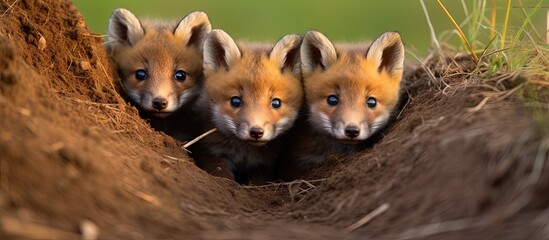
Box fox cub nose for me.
[152,98,168,110]
[249,127,264,139]
[344,125,360,138]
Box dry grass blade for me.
[467,96,490,112]
[435,0,479,62]
[1,0,18,17]
[163,155,187,162]
[501,0,511,49]
[490,0,496,39]
[121,183,161,207]
[398,217,480,240]
[420,0,443,59]
[288,180,317,203]
[343,203,390,233]
[528,79,549,86]
[243,179,326,203]
[408,51,437,83]
[242,179,326,189]
[180,203,230,216]
[497,83,525,100]
[183,128,217,149]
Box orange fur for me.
[113,27,204,112]
[282,31,405,180]
[305,53,401,127]
[105,9,211,141]
[205,45,303,141]
[194,30,303,184]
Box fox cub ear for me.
[300,31,337,76]
[174,11,212,53]
[366,32,404,76]
[270,34,303,76]
[203,29,241,72]
[108,8,144,46]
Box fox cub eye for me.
[174,70,187,82]
[327,95,338,106]
[230,96,242,108]
[135,69,147,81]
[271,98,282,109]
[366,97,377,108]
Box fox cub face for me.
[203,30,303,146]
[106,9,211,117]
[301,31,404,142]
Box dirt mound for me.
[0,0,548,239]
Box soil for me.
[0,0,548,239]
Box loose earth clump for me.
[0,0,547,239]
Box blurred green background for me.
[71,0,546,57]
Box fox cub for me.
[283,31,405,179]
[194,30,303,184]
[106,9,211,141]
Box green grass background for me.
[71,0,546,57]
